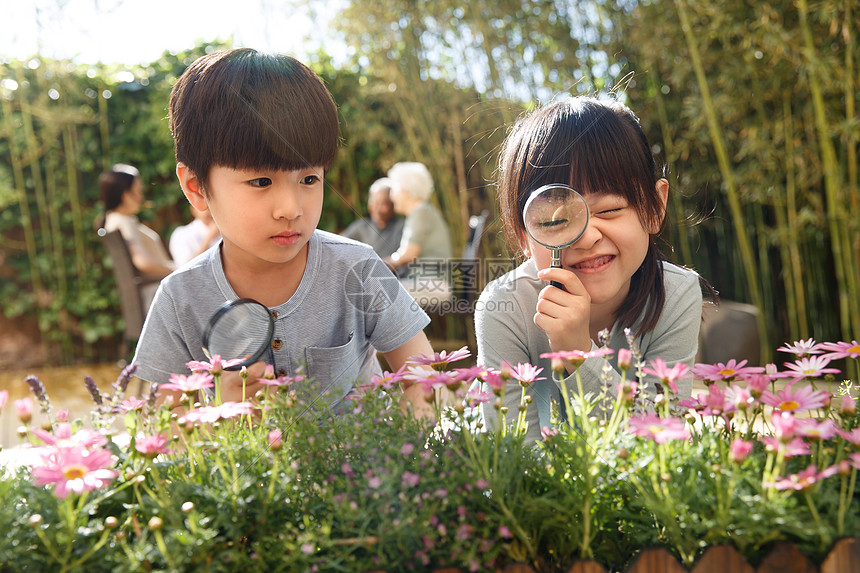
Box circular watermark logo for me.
[343,257,402,315]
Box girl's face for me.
[522,180,667,311]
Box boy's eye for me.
[301,174,321,185]
[249,177,272,188]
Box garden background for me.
[0,0,857,373]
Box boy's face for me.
[179,164,324,270]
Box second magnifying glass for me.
[523,184,590,289]
[202,298,275,371]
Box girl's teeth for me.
[574,255,611,269]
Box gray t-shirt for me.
[400,203,452,278]
[341,216,404,259]
[476,259,702,442]
[133,230,429,410]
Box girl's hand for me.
[534,267,592,355]
[219,361,268,403]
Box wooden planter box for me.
[369,538,860,573]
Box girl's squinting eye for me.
[249,177,272,188]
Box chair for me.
[98,229,160,358]
[450,209,490,312]
[419,210,490,351]
[698,300,761,366]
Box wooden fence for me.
[368,538,860,573]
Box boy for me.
[133,49,434,416]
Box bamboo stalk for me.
[63,126,87,281]
[796,0,856,342]
[673,0,770,362]
[782,92,809,337]
[647,68,694,267]
[0,84,46,337]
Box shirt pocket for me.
[303,331,362,411]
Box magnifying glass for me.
[202,298,275,371]
[523,184,590,289]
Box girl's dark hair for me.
[498,96,667,336]
[168,48,339,190]
[97,163,140,229]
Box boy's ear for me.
[176,163,208,212]
[650,178,670,234]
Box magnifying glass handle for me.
[549,249,565,290]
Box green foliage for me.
[0,346,858,571]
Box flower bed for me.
[0,338,858,572]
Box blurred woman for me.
[97,163,176,309]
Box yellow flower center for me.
[718,368,737,377]
[779,400,799,411]
[849,344,860,353]
[648,425,664,435]
[62,464,88,480]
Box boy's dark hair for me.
[169,48,339,189]
[498,96,667,336]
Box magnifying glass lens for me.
[202,299,274,370]
[523,184,589,249]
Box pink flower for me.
[259,373,305,388]
[32,446,118,499]
[767,465,836,491]
[642,358,690,393]
[400,443,415,455]
[617,348,633,370]
[408,346,471,371]
[627,413,690,444]
[119,396,147,413]
[838,428,860,445]
[726,384,755,411]
[401,471,420,488]
[680,386,735,418]
[729,438,753,463]
[368,476,382,489]
[783,356,841,379]
[540,348,613,363]
[15,397,34,423]
[161,372,215,394]
[268,429,283,451]
[692,359,764,383]
[617,379,637,404]
[464,387,493,408]
[183,401,254,424]
[777,338,823,357]
[759,436,811,457]
[771,411,797,442]
[135,434,169,458]
[794,418,839,441]
[507,363,545,387]
[760,384,829,412]
[186,355,243,374]
[0,389,8,410]
[839,395,857,415]
[55,410,69,422]
[498,525,513,539]
[480,369,506,396]
[452,365,490,386]
[541,427,559,439]
[741,374,771,399]
[818,340,860,360]
[31,422,107,450]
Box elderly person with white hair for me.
[341,177,404,259]
[383,162,453,308]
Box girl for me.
[476,96,705,442]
